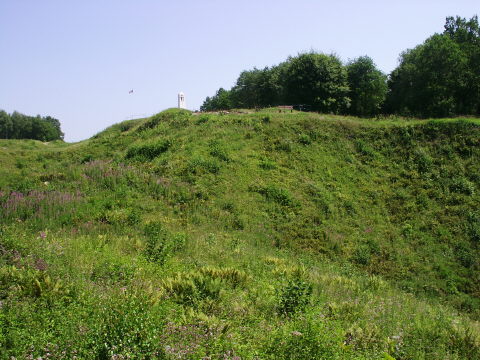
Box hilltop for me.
[1,109,479,359]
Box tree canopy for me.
[347,56,387,117]
[387,15,479,117]
[0,110,64,141]
[281,53,350,113]
[201,15,479,119]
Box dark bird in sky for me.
[129,89,133,94]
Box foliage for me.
[230,67,281,108]
[347,56,387,117]
[0,110,63,141]
[143,221,185,265]
[125,139,172,161]
[276,273,312,316]
[388,16,480,117]
[281,52,350,113]
[387,34,468,117]
[1,109,480,358]
[200,88,233,111]
[87,291,166,359]
[201,15,479,120]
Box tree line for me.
[0,110,64,141]
[201,15,480,118]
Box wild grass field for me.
[1,108,479,359]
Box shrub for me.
[137,110,191,131]
[229,214,245,230]
[466,211,480,243]
[162,273,221,306]
[143,222,186,265]
[250,184,296,207]
[103,207,140,226]
[263,316,341,359]
[259,158,277,170]
[186,158,220,175]
[196,115,210,125]
[143,222,170,265]
[274,139,293,152]
[87,291,166,359]
[125,139,172,161]
[412,148,433,173]
[0,266,74,305]
[354,139,377,159]
[90,261,135,284]
[199,266,249,288]
[450,177,475,195]
[161,266,248,306]
[119,122,134,132]
[276,275,312,316]
[352,245,371,265]
[209,142,231,162]
[298,134,312,145]
[344,323,386,351]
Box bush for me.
[87,291,166,359]
[274,139,293,152]
[259,158,277,170]
[298,134,312,145]
[354,140,377,159]
[263,316,341,359]
[119,122,134,132]
[143,222,186,265]
[450,177,475,195]
[412,148,433,173]
[195,115,210,125]
[0,266,74,305]
[352,245,371,265]
[209,142,231,162]
[162,274,218,307]
[161,266,248,307]
[138,109,191,131]
[250,184,296,207]
[276,275,312,316]
[186,158,220,175]
[143,222,170,264]
[125,139,172,161]
[103,207,140,226]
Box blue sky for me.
[0,0,478,142]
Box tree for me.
[444,15,480,45]
[43,116,64,140]
[0,110,12,139]
[444,15,480,115]
[281,53,350,113]
[387,15,480,117]
[200,88,233,111]
[231,67,281,108]
[0,110,64,141]
[387,34,469,117]
[346,56,387,117]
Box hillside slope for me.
[1,109,479,359]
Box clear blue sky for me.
[0,1,478,142]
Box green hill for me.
[1,109,479,359]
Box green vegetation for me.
[202,15,480,119]
[0,110,64,141]
[387,16,480,117]
[1,108,480,359]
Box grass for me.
[0,108,479,359]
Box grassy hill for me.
[1,108,479,359]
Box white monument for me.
[178,92,186,109]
